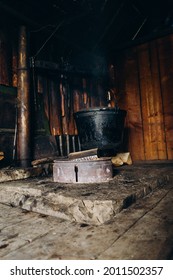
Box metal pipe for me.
[66,134,70,156]
[17,26,31,167]
[132,17,148,40]
[72,135,76,152]
[59,135,63,156]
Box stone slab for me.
[0,164,172,225]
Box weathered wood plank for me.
[90,79,99,107]
[157,35,173,159]
[115,34,173,161]
[0,204,35,228]
[1,185,172,260]
[68,83,75,135]
[124,48,145,160]
[0,30,10,86]
[98,187,173,259]
[0,203,70,258]
[49,79,62,135]
[116,50,145,160]
[137,43,159,159]
[149,40,167,159]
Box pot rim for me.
[74,107,126,115]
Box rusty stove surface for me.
[53,157,113,183]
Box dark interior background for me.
[1,0,173,68]
[0,0,173,165]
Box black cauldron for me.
[74,107,126,152]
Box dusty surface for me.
[0,162,172,260]
[0,185,173,260]
[0,166,43,182]
[0,163,172,225]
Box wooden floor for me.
[0,180,173,260]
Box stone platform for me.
[0,179,173,260]
[0,162,172,225]
[0,161,173,260]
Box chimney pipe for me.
[17,26,31,167]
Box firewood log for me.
[111,152,132,166]
[0,151,4,160]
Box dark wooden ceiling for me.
[1,0,173,65]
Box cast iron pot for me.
[74,107,126,152]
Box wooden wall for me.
[114,34,173,161]
[1,27,173,161]
[36,73,108,137]
[0,29,17,87]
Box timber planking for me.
[0,181,173,260]
[157,35,173,159]
[124,48,145,160]
[115,34,173,161]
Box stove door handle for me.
[74,165,79,182]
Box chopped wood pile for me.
[0,151,4,161]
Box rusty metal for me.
[53,158,113,183]
[17,26,31,167]
[56,135,80,156]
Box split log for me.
[69,146,119,160]
[68,148,98,160]
[111,152,132,166]
[31,156,58,166]
[0,151,4,160]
